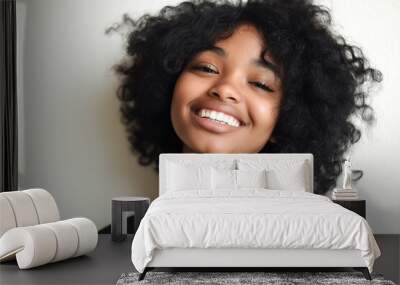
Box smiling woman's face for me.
[171,24,283,153]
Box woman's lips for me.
[190,109,242,134]
[191,103,245,126]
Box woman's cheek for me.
[251,96,275,121]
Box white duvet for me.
[131,189,380,273]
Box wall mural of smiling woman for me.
[110,0,382,195]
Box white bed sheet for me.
[131,189,380,273]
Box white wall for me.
[16,0,183,231]
[17,0,400,233]
[320,0,400,234]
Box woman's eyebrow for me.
[207,46,226,57]
[252,58,280,78]
[206,46,280,77]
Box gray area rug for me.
[116,271,397,285]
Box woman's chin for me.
[182,141,237,154]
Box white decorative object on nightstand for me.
[342,155,353,190]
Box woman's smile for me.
[190,108,242,134]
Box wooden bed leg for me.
[138,268,148,281]
[354,267,371,280]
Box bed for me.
[131,153,380,281]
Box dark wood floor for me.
[0,234,398,284]
[373,234,400,284]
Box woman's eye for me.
[251,81,274,92]
[192,64,218,74]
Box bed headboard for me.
[159,153,314,195]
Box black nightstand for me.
[333,199,366,219]
[111,197,150,241]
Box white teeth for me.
[197,108,240,127]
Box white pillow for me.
[266,168,306,191]
[212,169,268,190]
[212,168,237,190]
[236,169,268,189]
[237,159,308,191]
[166,162,212,191]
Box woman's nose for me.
[208,79,242,104]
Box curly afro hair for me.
[109,0,382,195]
